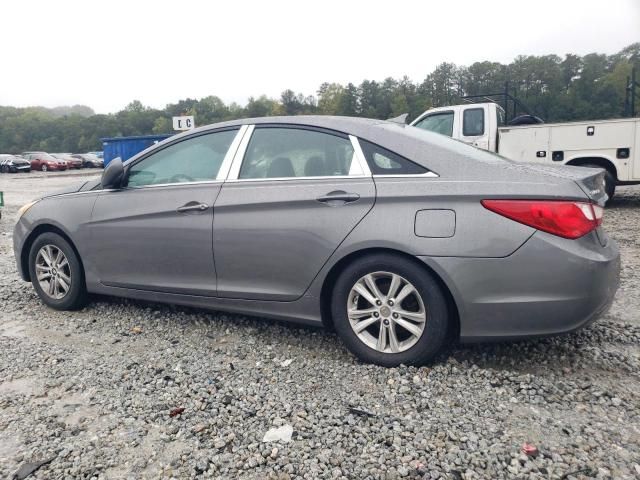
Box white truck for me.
[410,102,640,200]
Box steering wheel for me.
[169,173,195,183]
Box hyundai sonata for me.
[13,116,620,366]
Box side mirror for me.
[101,157,124,189]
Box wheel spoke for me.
[394,284,416,304]
[54,248,63,265]
[396,308,426,323]
[57,258,68,268]
[364,274,384,302]
[348,306,377,319]
[394,317,423,338]
[57,276,70,293]
[47,278,56,296]
[40,248,53,266]
[353,281,378,307]
[387,274,402,299]
[352,316,379,333]
[388,323,400,353]
[376,325,388,351]
[37,271,52,281]
[58,271,71,286]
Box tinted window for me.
[496,107,505,127]
[413,112,454,136]
[127,129,238,187]
[359,139,429,175]
[239,127,358,179]
[463,108,485,136]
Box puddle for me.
[0,320,27,338]
[0,378,42,397]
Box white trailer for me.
[410,102,640,199]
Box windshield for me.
[413,111,454,136]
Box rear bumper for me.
[421,230,620,341]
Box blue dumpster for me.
[101,134,173,166]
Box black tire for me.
[28,232,87,310]
[0,165,7,173]
[41,164,47,172]
[331,254,449,367]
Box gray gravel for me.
[1,172,639,480]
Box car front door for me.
[213,125,376,301]
[86,127,242,296]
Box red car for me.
[22,152,68,172]
[52,153,83,169]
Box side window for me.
[238,127,358,179]
[463,108,485,136]
[126,129,238,187]
[413,112,454,136]
[359,139,430,175]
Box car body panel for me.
[213,177,375,300]
[85,183,221,296]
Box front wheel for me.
[41,164,47,172]
[28,232,87,310]
[331,254,449,367]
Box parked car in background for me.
[51,153,83,169]
[13,116,620,366]
[22,152,67,172]
[72,153,103,168]
[88,151,104,159]
[0,154,31,173]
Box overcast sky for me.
[1,0,638,113]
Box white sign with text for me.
[172,116,195,131]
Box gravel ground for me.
[0,172,639,480]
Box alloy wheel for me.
[41,164,47,172]
[35,245,72,299]
[347,271,427,353]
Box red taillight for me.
[481,199,603,239]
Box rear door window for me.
[413,111,454,136]
[238,127,360,179]
[463,108,485,136]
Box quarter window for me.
[359,139,430,175]
[463,108,485,136]
[126,129,238,187]
[413,111,454,136]
[238,127,358,179]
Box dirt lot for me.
[0,171,639,479]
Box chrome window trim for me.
[224,175,371,184]
[373,172,439,179]
[225,125,255,180]
[216,125,249,181]
[122,180,223,191]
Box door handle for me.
[316,191,360,205]
[176,202,209,213]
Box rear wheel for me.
[41,164,47,172]
[28,232,87,310]
[0,165,7,173]
[331,254,449,367]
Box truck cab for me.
[411,103,505,152]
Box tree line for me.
[1,43,638,154]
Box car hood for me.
[42,181,88,198]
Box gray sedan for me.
[13,116,620,366]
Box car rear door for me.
[86,127,243,296]
[213,125,375,301]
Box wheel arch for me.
[566,156,618,180]
[21,224,85,282]
[319,247,461,340]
